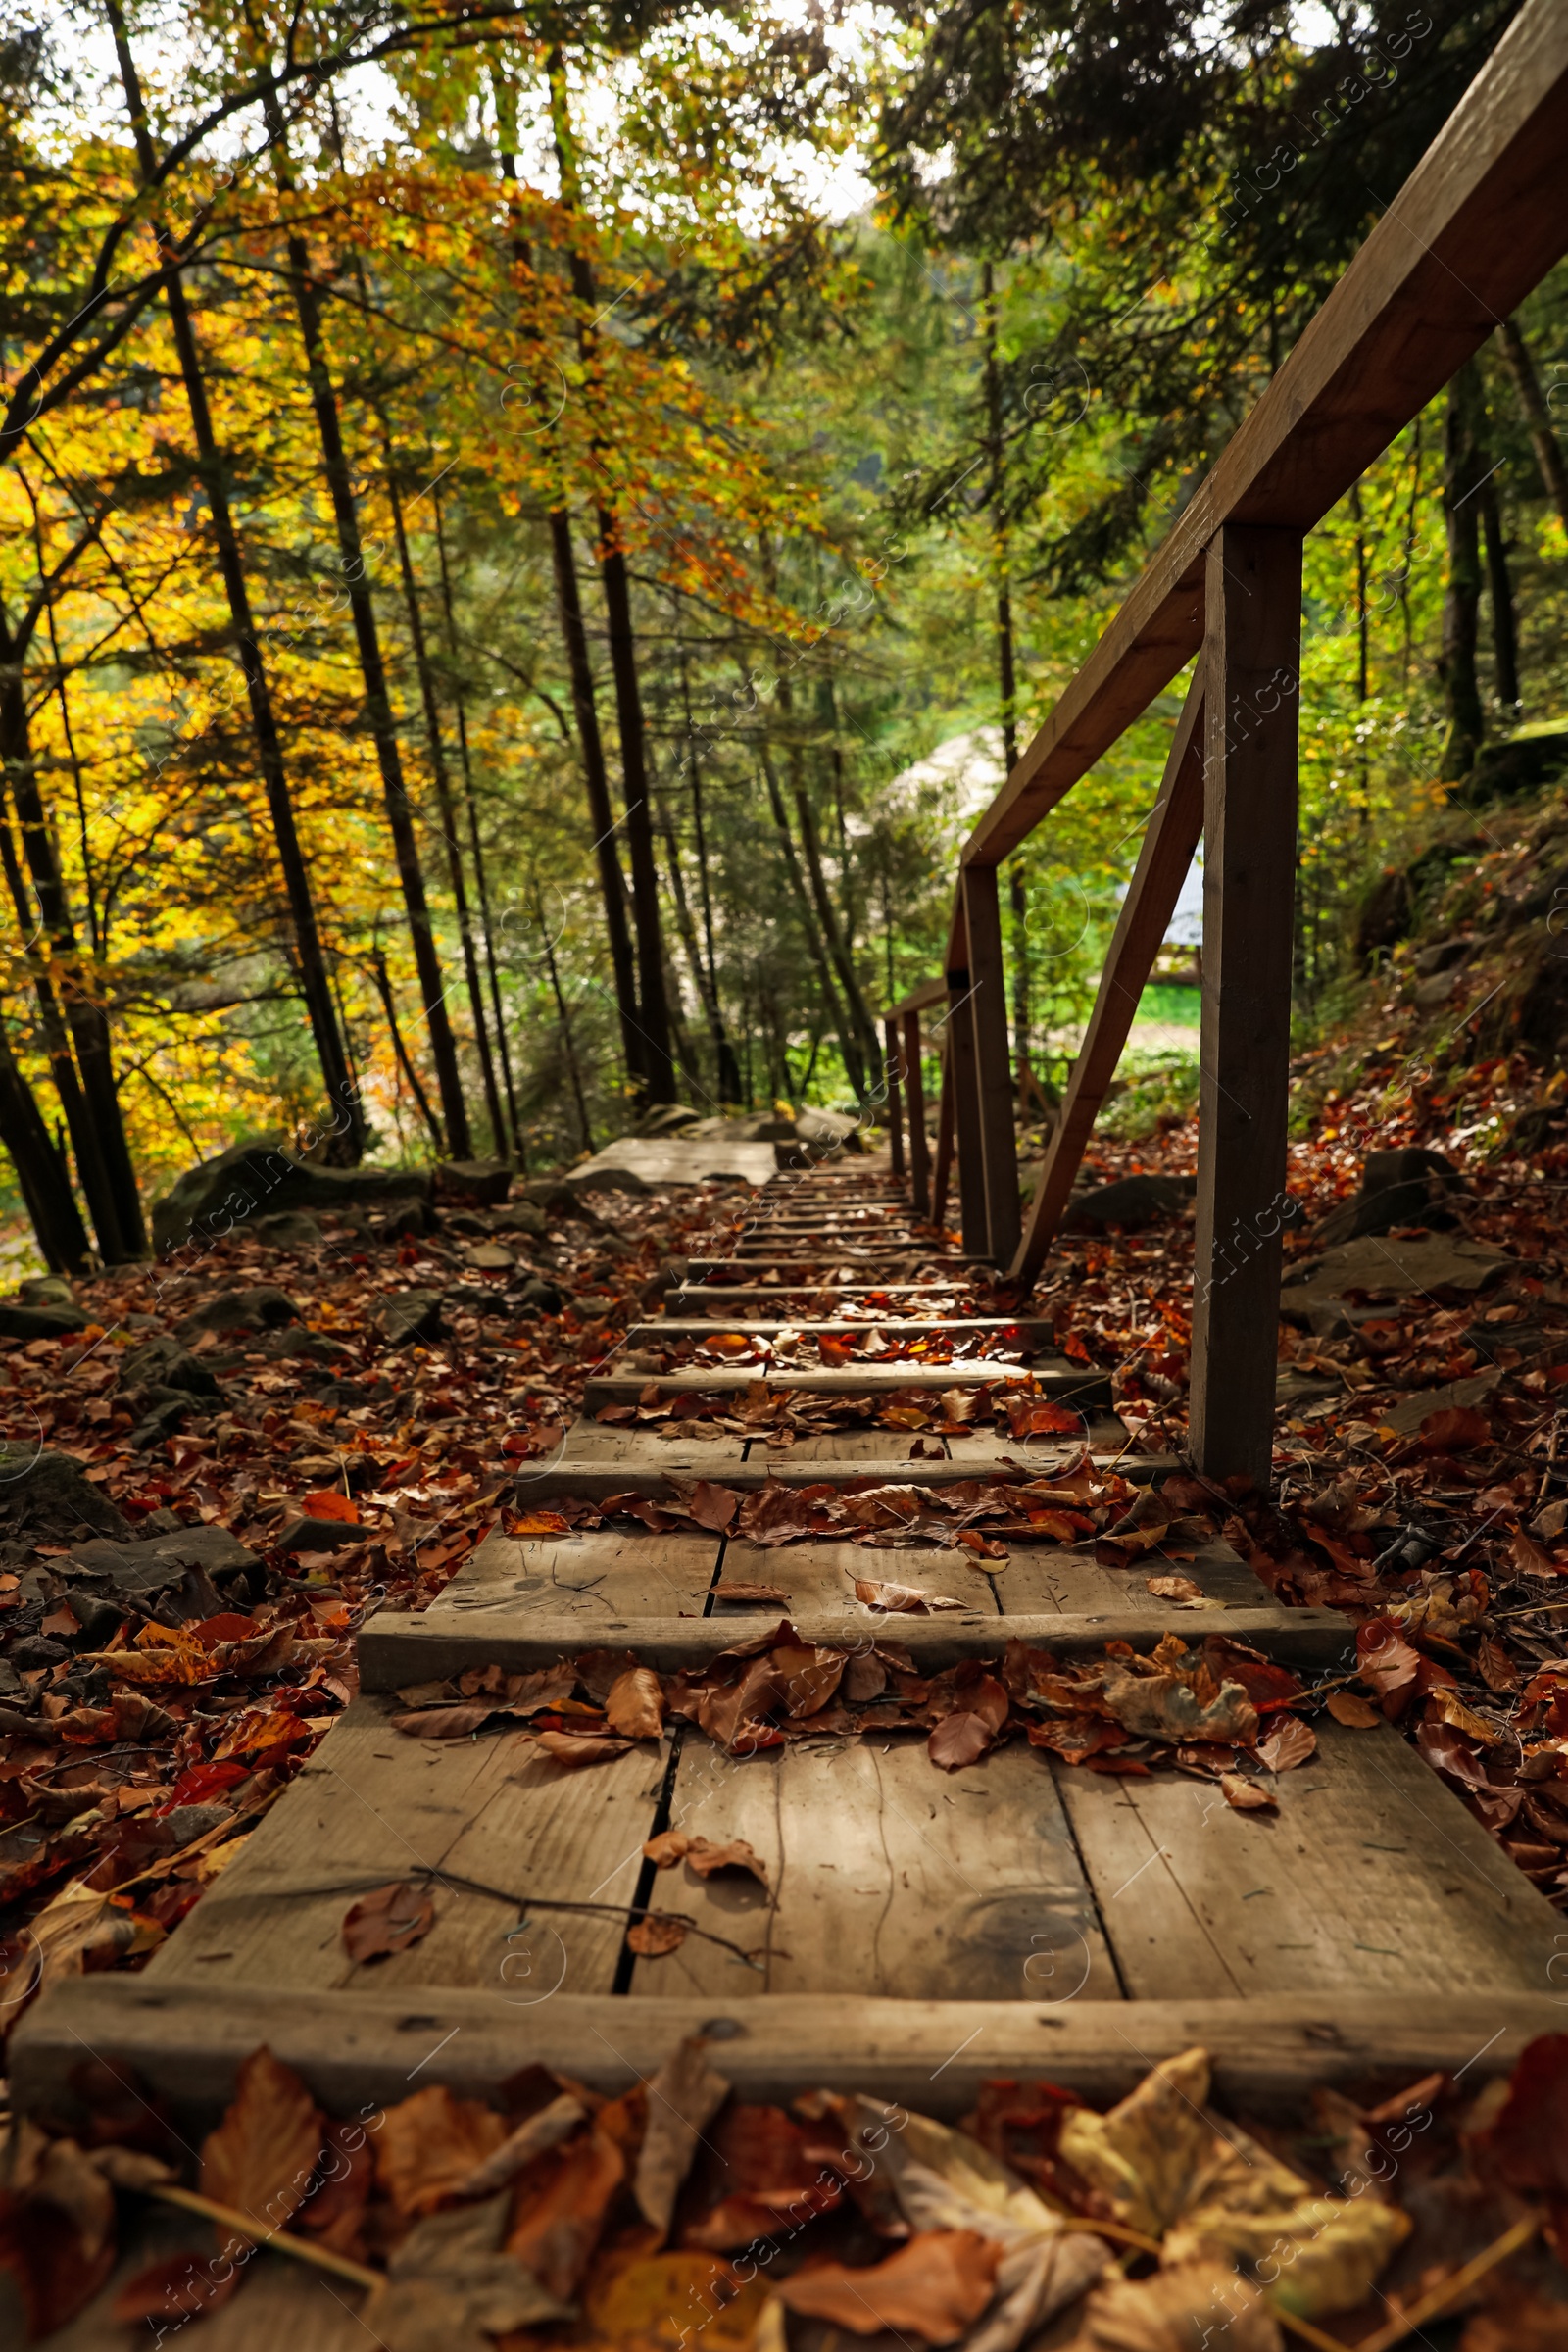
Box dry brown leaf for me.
[1219,1770,1277,1811]
[1144,1574,1214,1607]
[390,1704,499,1739]
[634,2039,732,2239]
[688,1480,741,1530]
[855,1576,967,1613]
[628,1913,689,1956]
[1326,1689,1381,1728]
[506,2122,627,2301]
[1256,1718,1317,1772]
[644,1828,693,1868]
[1073,2260,1282,2350]
[200,2047,322,2228]
[533,1730,633,1765]
[452,2094,587,2199]
[1102,1666,1256,1746]
[777,2229,1002,2342]
[374,2083,508,2218]
[604,1667,664,1739]
[684,1837,770,1888]
[342,1881,435,1963]
[113,2253,241,2327]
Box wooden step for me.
[515,1446,1169,1500]
[634,1316,1049,1342]
[18,1981,1559,2124]
[668,1283,994,1310]
[582,1362,1112,1416]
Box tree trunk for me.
[770,666,879,1080]
[1498,317,1568,537]
[369,951,443,1155]
[493,142,645,1102]
[677,631,742,1101]
[758,748,864,1098]
[432,491,522,1158]
[537,892,592,1154]
[1009,862,1031,1104]
[1440,365,1486,780]
[658,796,730,1094]
[0,1008,90,1273]
[107,2,362,1166]
[385,458,508,1157]
[1479,474,1521,714]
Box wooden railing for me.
[886,0,1568,1487]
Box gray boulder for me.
[151,1134,430,1255]
[0,1446,130,1544]
[253,1211,325,1249]
[515,1277,564,1316]
[434,1157,514,1205]
[64,1525,262,1619]
[1310,1148,1464,1246]
[1062,1174,1193,1232]
[121,1336,223,1397]
[0,1299,88,1340]
[176,1285,299,1342]
[376,1289,444,1346]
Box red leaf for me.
[341,1881,435,1962]
[301,1489,359,1523]
[113,2252,241,2325]
[1418,1405,1493,1453]
[778,2230,1003,2341]
[688,1480,740,1532]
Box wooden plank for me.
[630,1316,1054,1344]
[1188,527,1302,1486]
[931,1034,956,1227]
[717,1534,1004,1616]
[357,1605,1349,1690]
[958,0,1568,870]
[21,1981,1564,2127]
[632,1739,1120,2003]
[424,1529,721,1623]
[517,1439,1173,1496]
[667,1283,986,1311]
[962,864,1022,1262]
[884,1016,906,1179]
[904,1006,932,1217]
[1059,1714,1568,2002]
[998,1537,1269,1615]
[142,1696,658,1997]
[537,1423,751,1467]
[582,1361,1105,1410]
[1010,678,1206,1287]
[881,975,948,1019]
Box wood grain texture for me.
[884,1016,906,1179]
[425,1529,721,1622]
[961,864,1022,1263]
[143,1697,661,1999]
[1059,1715,1567,2002]
[959,0,1568,869]
[1009,680,1206,1287]
[630,1738,1120,2004]
[904,1006,933,1217]
[22,1982,1564,2127]
[1188,528,1303,1485]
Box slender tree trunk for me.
[658,797,728,1093]
[107,2,361,1167]
[1479,475,1521,714]
[0,693,129,1258]
[538,894,593,1155]
[766,645,879,1077]
[432,491,521,1157]
[0,1006,90,1272]
[676,629,741,1101]
[269,222,470,1157]
[758,748,864,1098]
[1498,317,1568,537]
[1440,366,1486,780]
[370,951,443,1155]
[385,460,507,1156]
[545,54,674,1102]
[492,141,644,1102]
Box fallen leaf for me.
[628,1913,689,1955]
[684,1837,770,1888]
[390,1704,499,1739]
[1483,2032,1568,2239]
[1420,1405,1493,1452]
[374,2084,508,2217]
[1356,1617,1423,1718]
[688,1480,740,1530]
[1145,1574,1213,1606]
[777,2229,1002,2342]
[365,2192,571,2345]
[200,2047,322,2228]
[1257,1719,1317,1772]
[301,1489,359,1523]
[533,1730,633,1765]
[506,2120,627,2300]
[587,2249,770,2349]
[510,1510,570,1534]
[1101,1666,1256,1747]
[1511,1526,1563,1578]
[1326,1689,1381,1728]
[604,1668,664,1739]
[1219,1771,1277,1811]
[1073,2260,1282,2350]
[856,1576,967,1613]
[112,2252,241,2327]
[341,1882,435,1963]
[452,2093,587,2199]
[635,2039,732,2238]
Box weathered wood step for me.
[630,1315,1054,1345]
[516,1443,1171,1501]
[669,1283,993,1310]
[18,1983,1561,2127]
[582,1359,1110,1412]
[358,1602,1350,1685]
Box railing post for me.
[931,1032,956,1229]
[882,1017,906,1180]
[903,1009,931,1217]
[946,951,990,1258]
[960,864,1020,1264]
[1189,525,1302,1489]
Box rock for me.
[631,1104,703,1136]
[175,1285,299,1342]
[443,1284,499,1312]
[18,1276,77,1308]
[465,1243,516,1272]
[1062,1173,1192,1233]
[564,1161,649,1196]
[376,1289,443,1346]
[1380,1370,1503,1436]
[1311,1148,1464,1246]
[1281,1233,1515,1322]
[10,1633,71,1671]
[0,1446,129,1544]
[496,1201,547,1239]
[796,1106,862,1152]
[120,1337,224,1397]
[371,1200,432,1240]
[0,1299,89,1340]
[65,1525,263,1619]
[442,1210,491,1237]
[151,1135,431,1256]
[640,1256,689,1307]
[517,1180,583,1217]
[126,1389,199,1449]
[253,1211,324,1249]
[515,1277,564,1316]
[435,1158,514,1205]
[311,1378,374,1407]
[275,1515,367,1553]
